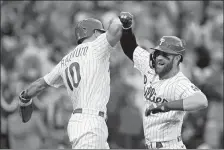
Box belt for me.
[72,108,106,118]
[146,136,182,149]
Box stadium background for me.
[1,1,223,149]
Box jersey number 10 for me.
[65,62,81,91]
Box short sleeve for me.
[133,46,154,74]
[43,63,63,88]
[176,79,202,99]
[92,33,114,59]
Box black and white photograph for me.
[1,1,223,149]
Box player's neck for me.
[82,36,96,44]
[159,67,180,80]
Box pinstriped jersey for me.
[133,46,202,142]
[44,33,114,113]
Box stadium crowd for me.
[1,1,223,149]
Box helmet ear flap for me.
[180,55,183,62]
[150,52,156,68]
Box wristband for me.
[19,91,32,104]
[122,25,132,30]
[19,98,32,107]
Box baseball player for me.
[18,17,123,149]
[119,12,208,149]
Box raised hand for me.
[119,12,133,29]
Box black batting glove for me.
[119,12,133,29]
[145,103,170,116]
[19,91,31,103]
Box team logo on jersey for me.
[144,86,168,103]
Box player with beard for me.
[119,12,208,149]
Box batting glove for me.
[19,91,32,106]
[119,12,133,29]
[145,103,170,116]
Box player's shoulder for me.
[133,46,150,62]
[174,71,188,79]
[91,33,107,45]
[91,32,114,55]
[174,71,193,85]
[174,72,202,93]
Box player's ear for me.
[93,30,100,38]
[175,55,181,64]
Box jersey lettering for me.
[61,46,88,68]
[144,86,168,104]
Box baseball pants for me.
[67,108,109,149]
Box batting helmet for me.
[150,36,186,56]
[74,18,105,44]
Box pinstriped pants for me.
[67,113,109,149]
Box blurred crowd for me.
[1,1,223,149]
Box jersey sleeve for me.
[43,63,63,88]
[133,46,154,74]
[175,79,202,99]
[92,33,114,59]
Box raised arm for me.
[106,17,123,47]
[119,12,138,61]
[19,77,49,123]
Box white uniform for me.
[44,33,114,149]
[133,46,202,149]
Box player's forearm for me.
[120,28,138,61]
[165,92,208,111]
[23,77,49,99]
[19,77,49,123]
[106,18,123,47]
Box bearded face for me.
[153,50,176,77]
